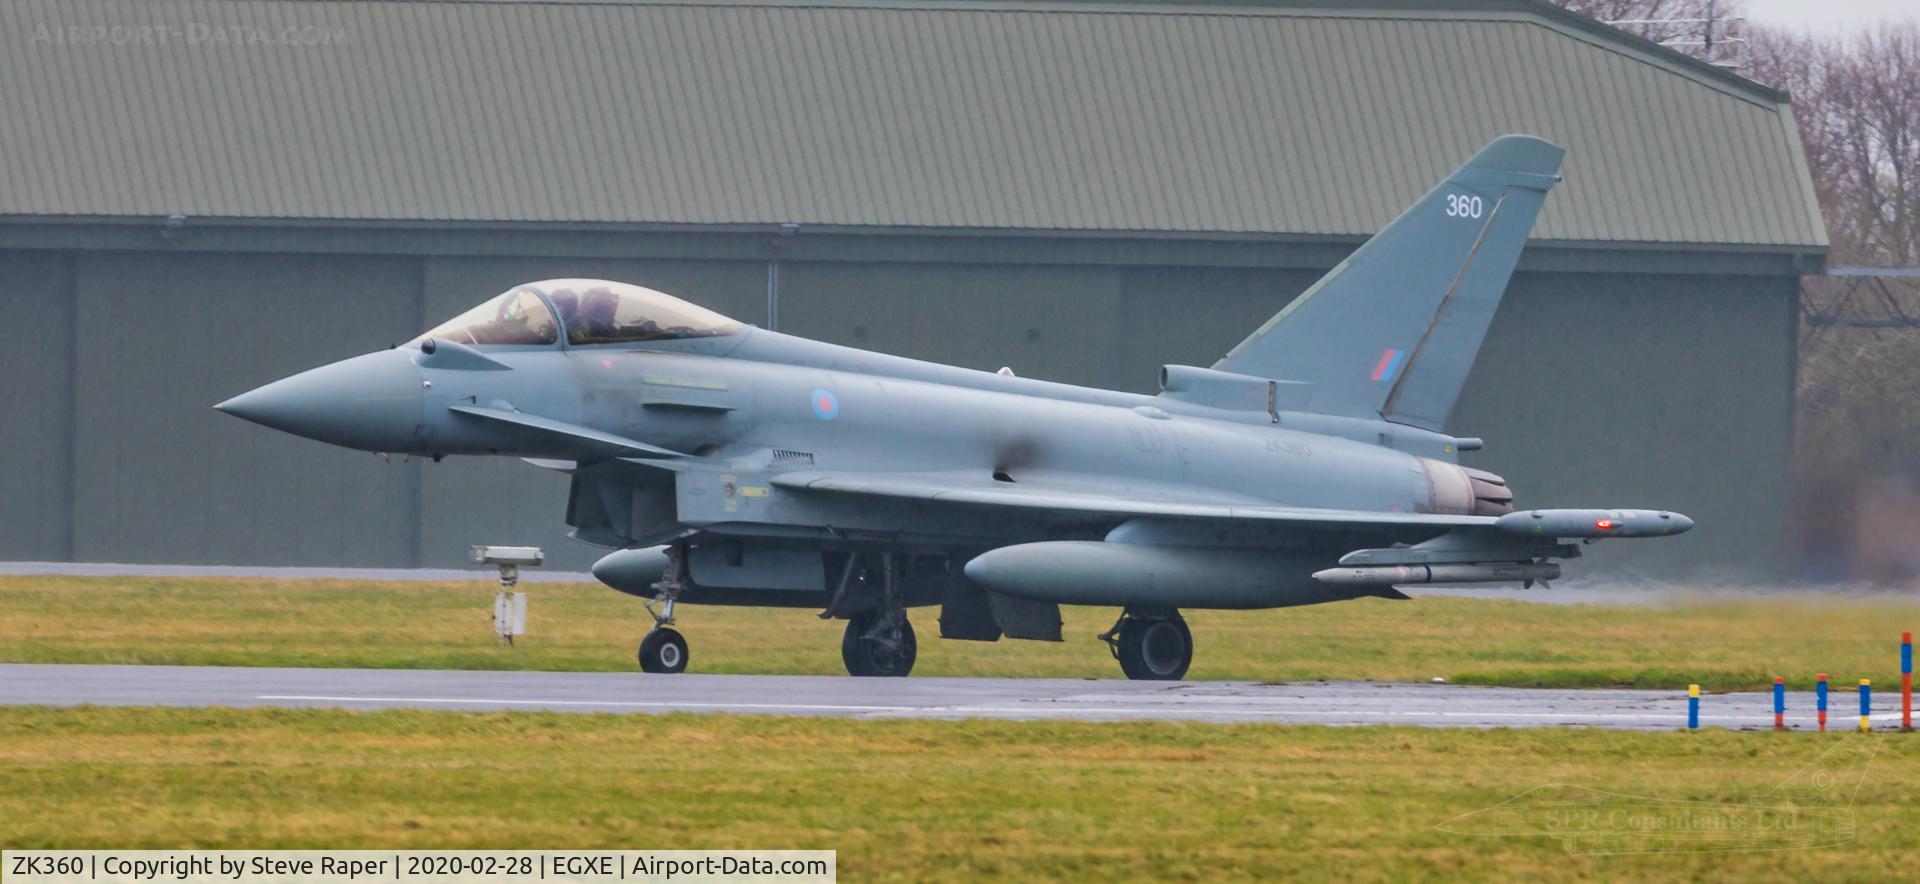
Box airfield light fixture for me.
[471,545,543,644]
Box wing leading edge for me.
[768,470,1495,531]
[770,469,1692,547]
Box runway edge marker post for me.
[1860,679,1872,733]
[1818,674,1829,733]
[1902,631,1912,732]
[1774,677,1785,731]
[1688,684,1700,730]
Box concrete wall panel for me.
[1454,272,1796,577]
[69,251,423,565]
[0,251,75,559]
[782,262,1126,389]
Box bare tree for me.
[1566,8,1920,579]
[1745,23,1920,580]
[1554,0,1749,65]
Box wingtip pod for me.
[1494,509,1694,539]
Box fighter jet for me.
[218,135,1690,680]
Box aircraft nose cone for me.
[216,349,425,451]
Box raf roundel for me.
[810,388,840,421]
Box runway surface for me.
[0,663,1886,730]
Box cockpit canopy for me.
[415,279,743,348]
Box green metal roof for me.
[0,0,1826,248]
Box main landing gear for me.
[1099,609,1193,681]
[842,609,917,677]
[824,551,917,677]
[638,545,690,674]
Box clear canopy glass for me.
[528,279,743,345]
[416,289,558,346]
[415,280,742,349]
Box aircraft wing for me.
[767,469,1495,531]
[769,470,1689,550]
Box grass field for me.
[0,576,1915,690]
[1,707,1915,880]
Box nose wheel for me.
[1100,611,1192,681]
[638,627,689,674]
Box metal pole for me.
[1902,631,1912,731]
[1704,0,1716,58]
[766,259,781,332]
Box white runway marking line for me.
[257,694,1799,722]
[258,695,921,712]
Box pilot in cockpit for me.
[548,288,582,338]
[413,279,743,349]
[580,287,620,342]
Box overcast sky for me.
[1741,0,1918,34]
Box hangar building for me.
[0,0,1825,575]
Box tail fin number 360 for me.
[1445,193,1484,219]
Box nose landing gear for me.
[638,626,688,674]
[639,544,690,674]
[1099,610,1193,681]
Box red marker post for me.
[1903,631,1912,732]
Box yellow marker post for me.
[1860,678,1872,733]
[1687,684,1700,729]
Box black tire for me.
[638,627,689,674]
[841,611,917,677]
[1117,617,1192,681]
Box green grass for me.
[0,576,1914,691]
[0,707,1916,880]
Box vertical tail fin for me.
[1214,135,1565,431]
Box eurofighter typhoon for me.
[218,136,1690,680]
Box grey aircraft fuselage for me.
[218,135,1692,679]
[267,325,1473,610]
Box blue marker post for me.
[1860,679,1872,733]
[1773,677,1786,731]
[1688,684,1700,730]
[1817,674,1829,733]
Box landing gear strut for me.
[639,544,690,674]
[835,552,917,677]
[1099,610,1193,681]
